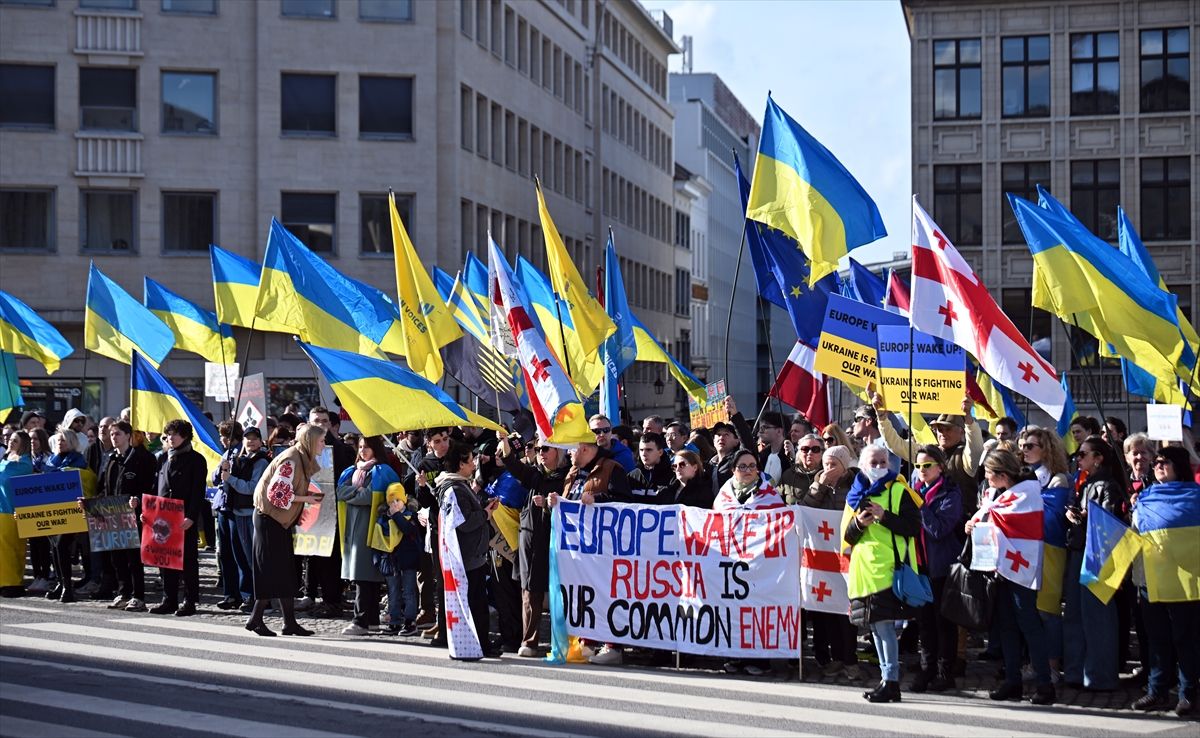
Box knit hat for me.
[822,445,856,471]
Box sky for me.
[654,0,913,266]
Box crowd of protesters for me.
[1,395,1197,718]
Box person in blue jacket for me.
[0,431,35,596]
[373,490,422,636]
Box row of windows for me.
[601,167,671,244]
[0,0,414,21]
[601,84,671,173]
[674,267,690,317]
[933,27,1189,119]
[458,85,590,207]
[0,65,413,139]
[459,0,587,121]
[617,255,673,316]
[0,188,414,255]
[458,197,588,281]
[930,156,1190,247]
[601,9,667,98]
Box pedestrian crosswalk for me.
[0,616,1189,738]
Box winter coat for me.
[916,475,963,579]
[46,451,87,472]
[625,462,674,504]
[844,473,922,625]
[99,446,158,506]
[664,472,715,509]
[562,456,630,503]
[435,472,490,572]
[1065,467,1128,551]
[156,444,208,524]
[374,505,421,574]
[0,456,35,514]
[253,445,319,530]
[502,454,565,592]
[603,440,637,473]
[777,464,821,506]
[336,463,401,583]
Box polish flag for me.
[884,270,911,317]
[798,507,850,615]
[971,479,1044,590]
[769,342,830,430]
[910,197,1067,419]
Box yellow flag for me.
[535,183,614,358]
[390,192,461,382]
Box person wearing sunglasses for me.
[1063,436,1129,692]
[587,414,636,473]
[777,434,825,506]
[662,450,712,508]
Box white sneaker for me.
[294,596,314,611]
[588,646,623,665]
[341,623,370,636]
[108,595,131,609]
[27,578,50,594]
[579,644,597,660]
[124,598,147,612]
[517,646,539,658]
[368,624,383,633]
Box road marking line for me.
[0,604,59,614]
[0,715,125,738]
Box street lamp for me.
[653,373,665,396]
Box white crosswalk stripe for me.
[0,618,1186,738]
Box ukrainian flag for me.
[600,234,636,421]
[85,263,174,367]
[1134,481,1200,602]
[630,315,706,405]
[295,339,504,435]
[130,351,223,475]
[433,268,489,342]
[1080,499,1142,605]
[0,290,73,374]
[143,278,236,365]
[514,255,604,396]
[389,191,461,382]
[209,244,293,334]
[1010,194,1187,386]
[535,182,615,358]
[1056,373,1080,455]
[1038,485,1069,615]
[461,252,491,315]
[0,351,22,419]
[254,219,391,356]
[747,95,886,285]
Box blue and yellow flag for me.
[0,351,23,420]
[144,278,236,365]
[535,183,615,359]
[209,244,293,334]
[600,234,636,421]
[85,263,174,367]
[296,339,503,435]
[255,219,391,356]
[389,191,461,381]
[0,290,73,374]
[433,269,524,413]
[1011,193,1187,387]
[1056,373,1079,454]
[1037,485,1070,614]
[1134,481,1200,602]
[630,315,706,405]
[514,255,604,396]
[130,351,223,475]
[1080,499,1142,605]
[462,252,491,314]
[746,95,886,285]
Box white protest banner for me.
[552,500,800,658]
[1146,403,1183,442]
[797,506,850,615]
[204,362,239,401]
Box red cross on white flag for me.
[798,507,850,615]
[439,487,483,660]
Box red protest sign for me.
[140,494,185,570]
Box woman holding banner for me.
[844,444,922,703]
[100,421,156,612]
[0,431,34,597]
[336,435,400,637]
[246,422,325,637]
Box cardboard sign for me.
[236,373,267,435]
[688,380,729,430]
[970,522,999,572]
[814,294,907,388]
[141,494,185,570]
[293,448,335,556]
[876,325,966,416]
[83,496,141,552]
[552,500,800,657]
[1146,403,1183,442]
[11,470,88,538]
[204,362,239,401]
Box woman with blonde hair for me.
[821,423,856,454]
[245,422,326,637]
[1019,426,1069,488]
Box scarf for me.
[731,475,761,504]
[845,468,898,511]
[919,476,944,554]
[167,440,193,459]
[352,458,376,488]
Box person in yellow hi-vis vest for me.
[0,431,35,596]
[844,444,923,704]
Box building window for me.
[1070,159,1120,241]
[1071,31,1119,115]
[358,75,412,139]
[1001,161,1050,243]
[359,0,411,22]
[0,0,55,6]
[1002,289,1051,345]
[360,193,412,254]
[79,67,136,131]
[162,0,216,13]
[162,191,215,252]
[459,85,472,151]
[0,189,53,250]
[81,0,135,8]
[933,164,982,245]
[475,94,487,158]
[281,73,335,135]
[81,190,135,252]
[1140,157,1190,241]
[1141,28,1189,113]
[281,0,333,18]
[161,71,216,135]
[0,64,54,129]
[675,268,690,316]
[933,38,981,119]
[1001,35,1049,117]
[281,192,335,252]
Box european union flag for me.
[844,258,887,309]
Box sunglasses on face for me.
[672,460,691,469]
[1153,459,1170,468]
[799,446,822,453]
[822,436,836,444]
[1021,442,1042,450]
[590,427,611,434]
[914,461,938,470]
[534,447,551,453]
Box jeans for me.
[217,511,254,601]
[871,620,900,682]
[386,569,418,624]
[994,578,1051,687]
[1064,549,1119,689]
[1140,592,1199,700]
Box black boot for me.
[928,660,956,692]
[910,668,934,693]
[868,680,902,703]
[863,681,886,699]
[989,682,1023,701]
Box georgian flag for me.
[910,197,1067,420]
[439,486,483,660]
[769,342,830,430]
[972,479,1045,590]
[884,270,911,317]
[798,506,850,615]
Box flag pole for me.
[232,318,257,418]
[1066,314,1108,422]
[218,326,232,420]
[755,294,784,420]
[724,180,751,398]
